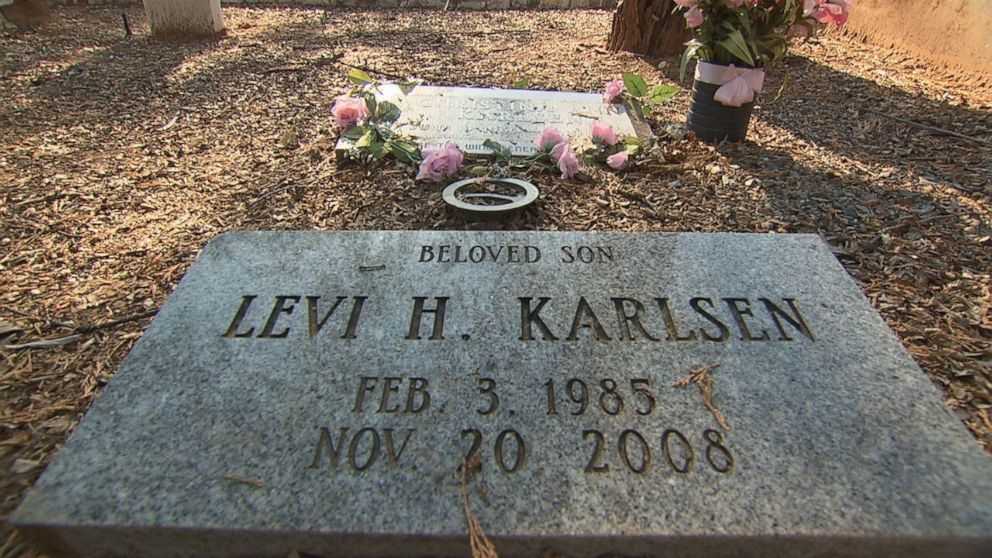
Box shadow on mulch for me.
[762,56,991,197]
[720,137,990,452]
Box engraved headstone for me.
[338,85,650,155]
[12,231,992,558]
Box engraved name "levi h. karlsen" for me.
[221,295,814,343]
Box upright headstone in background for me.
[0,0,51,30]
[144,0,224,37]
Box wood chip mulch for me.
[1,6,990,556]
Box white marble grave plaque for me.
[340,85,649,156]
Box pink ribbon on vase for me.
[695,61,765,108]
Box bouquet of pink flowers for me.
[675,0,855,77]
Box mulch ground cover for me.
[1,6,990,556]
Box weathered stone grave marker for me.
[338,85,650,155]
[143,0,224,36]
[12,231,992,557]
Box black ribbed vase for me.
[686,80,755,143]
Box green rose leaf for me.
[355,130,375,149]
[363,93,377,117]
[717,30,756,67]
[622,72,648,98]
[378,101,402,123]
[387,139,421,164]
[466,165,489,176]
[342,125,368,140]
[648,84,679,104]
[398,81,418,96]
[483,139,512,162]
[735,11,752,37]
[347,68,374,86]
[369,142,388,160]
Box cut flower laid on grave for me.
[531,127,580,179]
[590,122,619,146]
[551,141,580,180]
[416,143,465,182]
[331,97,370,130]
[603,79,624,103]
[602,73,679,115]
[607,151,629,170]
[583,122,641,172]
[335,69,422,166]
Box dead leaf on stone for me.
[222,474,264,488]
[461,455,498,558]
[674,363,730,431]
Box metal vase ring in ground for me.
[686,80,755,144]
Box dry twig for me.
[4,334,81,350]
[862,108,992,146]
[674,363,730,431]
[222,474,264,488]
[461,456,499,558]
[75,309,159,334]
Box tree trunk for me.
[608,0,689,58]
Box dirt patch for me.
[842,0,992,81]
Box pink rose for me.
[590,122,619,146]
[673,0,697,6]
[549,141,569,163]
[685,6,704,28]
[603,80,624,103]
[805,0,854,25]
[332,97,370,130]
[534,127,569,151]
[556,144,579,179]
[724,0,744,7]
[607,151,629,171]
[815,0,853,25]
[416,143,464,182]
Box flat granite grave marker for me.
[12,231,992,558]
[337,85,650,155]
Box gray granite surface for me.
[11,231,992,558]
